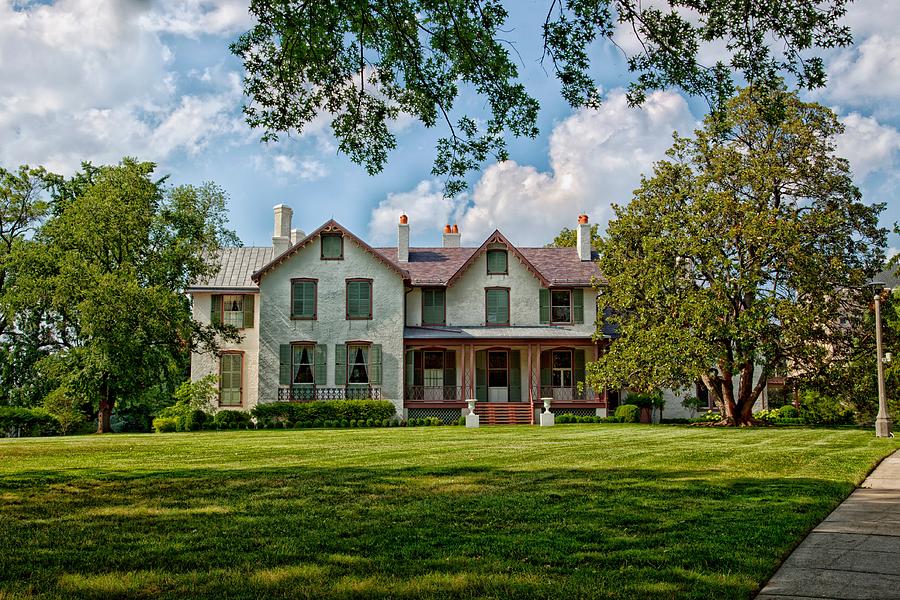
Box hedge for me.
[613,404,640,423]
[212,410,253,430]
[0,407,61,438]
[152,417,178,433]
[252,400,396,428]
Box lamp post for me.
[872,283,892,438]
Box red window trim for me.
[346,278,373,320]
[218,350,244,407]
[320,233,344,260]
[484,286,510,326]
[290,278,318,320]
[485,249,509,275]
[421,287,446,326]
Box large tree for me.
[588,87,886,426]
[7,159,239,432]
[233,0,853,194]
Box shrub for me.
[152,417,178,433]
[349,419,357,427]
[614,404,640,423]
[680,396,706,418]
[798,391,854,425]
[0,407,61,438]
[213,410,252,430]
[42,387,87,435]
[660,418,692,424]
[381,418,390,427]
[457,416,466,426]
[252,400,396,428]
[340,419,349,428]
[776,405,800,419]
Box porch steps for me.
[474,402,534,425]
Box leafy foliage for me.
[588,86,886,425]
[613,403,640,423]
[547,223,600,248]
[0,406,60,437]
[233,0,853,194]
[252,400,396,428]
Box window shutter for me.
[443,350,456,388]
[540,350,551,388]
[539,289,550,324]
[242,294,254,328]
[405,350,416,386]
[508,350,521,402]
[370,344,382,385]
[334,344,346,385]
[279,344,291,386]
[574,349,586,387]
[475,350,487,401]
[315,344,327,385]
[211,294,222,325]
[573,289,584,324]
[500,290,509,323]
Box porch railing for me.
[539,386,598,401]
[405,385,465,402]
[277,387,381,402]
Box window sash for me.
[347,281,372,318]
[485,289,509,324]
[222,294,244,328]
[550,290,572,323]
[422,288,445,325]
[292,345,315,385]
[486,250,507,274]
[348,345,369,384]
[292,281,316,318]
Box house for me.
[187,206,612,424]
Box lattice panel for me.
[407,408,463,424]
[556,408,597,417]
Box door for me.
[423,350,444,400]
[487,350,508,402]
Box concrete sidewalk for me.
[757,450,900,600]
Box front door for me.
[423,350,444,400]
[487,350,508,402]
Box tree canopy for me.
[233,0,853,194]
[588,86,886,426]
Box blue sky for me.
[1,0,898,256]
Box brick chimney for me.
[398,214,409,262]
[576,214,591,261]
[273,204,293,255]
[442,223,461,248]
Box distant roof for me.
[374,246,603,286]
[875,267,899,290]
[187,247,273,291]
[404,326,595,340]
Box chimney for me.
[442,223,461,248]
[576,214,591,261]
[398,214,409,262]
[290,228,305,245]
[272,204,293,255]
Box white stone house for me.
[187,206,625,424]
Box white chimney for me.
[290,228,305,245]
[273,204,293,255]
[398,214,409,262]
[442,224,461,248]
[576,214,591,261]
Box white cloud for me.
[836,112,900,180]
[825,35,900,107]
[367,180,463,244]
[139,0,253,38]
[370,89,697,246]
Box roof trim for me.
[251,219,409,283]
[445,230,550,287]
[186,287,260,293]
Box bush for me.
[614,404,640,423]
[660,418,692,424]
[42,387,88,435]
[252,400,396,428]
[798,391,854,425]
[213,410,252,430]
[152,417,178,433]
[0,407,61,437]
[457,416,466,426]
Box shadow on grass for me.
[0,465,854,600]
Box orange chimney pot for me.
[578,214,589,224]
[399,214,408,224]
[452,224,459,233]
[443,224,452,233]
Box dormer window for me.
[321,234,343,260]
[486,249,508,275]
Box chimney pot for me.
[578,214,589,224]
[443,224,452,234]
[399,214,408,224]
[452,224,459,233]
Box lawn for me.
[0,426,896,599]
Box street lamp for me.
[871,282,893,438]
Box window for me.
[222,295,245,328]
[486,249,508,274]
[347,344,369,384]
[346,279,373,319]
[422,288,445,325]
[219,353,242,406]
[292,345,315,385]
[551,350,573,388]
[551,290,572,323]
[321,234,343,259]
[291,279,317,319]
[485,288,509,325]
[487,350,508,388]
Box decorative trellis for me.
[277,387,381,402]
[555,408,597,417]
[407,408,463,424]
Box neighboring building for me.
[187,207,610,424]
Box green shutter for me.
[242,294,254,328]
[334,344,346,385]
[574,349,586,387]
[279,344,291,385]
[486,289,509,324]
[509,350,521,402]
[211,294,222,325]
[539,288,550,324]
[443,350,456,387]
[370,344,382,385]
[423,289,445,325]
[475,350,487,401]
[405,350,416,386]
[487,250,507,274]
[315,344,327,385]
[540,350,551,387]
[499,290,509,323]
[573,289,584,324]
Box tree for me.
[233,0,853,194]
[587,86,887,426]
[7,159,239,432]
[547,224,600,248]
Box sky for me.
[1,0,898,257]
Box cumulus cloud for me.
[253,152,328,184]
[367,180,463,244]
[836,112,900,180]
[139,0,253,37]
[370,89,697,246]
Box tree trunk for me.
[97,379,113,434]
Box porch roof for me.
[404,325,596,340]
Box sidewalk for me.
[757,450,900,600]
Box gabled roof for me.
[187,247,273,292]
[251,219,409,283]
[445,229,549,286]
[875,267,899,290]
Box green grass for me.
[0,425,896,599]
